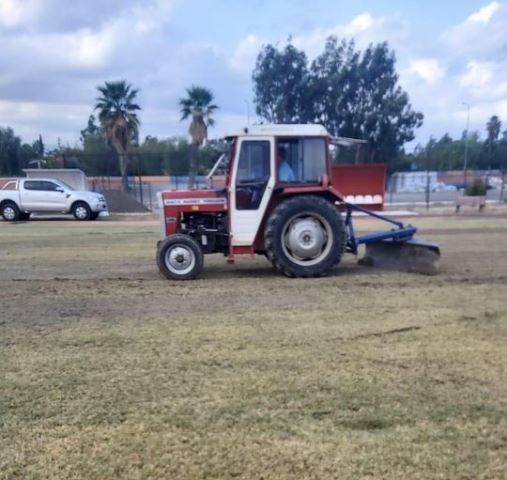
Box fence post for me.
[425,170,430,210]
[501,170,505,203]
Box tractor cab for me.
[157,124,440,280]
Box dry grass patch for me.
[1,217,506,479]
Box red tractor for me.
[156,124,439,280]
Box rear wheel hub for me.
[282,213,332,266]
[3,206,16,221]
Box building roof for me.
[23,169,85,174]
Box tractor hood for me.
[160,189,227,212]
[159,189,228,238]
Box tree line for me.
[402,115,507,173]
[1,35,506,188]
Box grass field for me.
[1,215,506,479]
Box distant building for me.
[391,171,438,192]
[22,169,88,190]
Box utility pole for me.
[245,99,250,126]
[462,102,470,189]
[425,147,430,210]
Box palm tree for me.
[95,81,141,191]
[179,86,218,188]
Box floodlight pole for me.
[425,147,430,210]
[245,99,250,126]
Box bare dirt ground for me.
[1,214,506,479]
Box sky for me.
[1,0,506,150]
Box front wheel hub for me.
[166,246,195,275]
[75,206,88,219]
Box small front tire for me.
[72,202,91,221]
[1,202,20,222]
[156,234,204,280]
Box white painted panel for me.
[230,137,275,246]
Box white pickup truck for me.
[0,178,108,221]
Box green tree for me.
[486,115,501,157]
[353,42,423,162]
[0,126,35,175]
[179,86,218,188]
[252,43,309,123]
[252,37,423,164]
[80,115,100,141]
[307,38,360,132]
[77,114,116,176]
[95,81,141,191]
[32,134,44,157]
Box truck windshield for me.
[57,181,75,191]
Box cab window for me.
[23,181,43,191]
[40,181,60,191]
[277,137,327,184]
[235,140,270,210]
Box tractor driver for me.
[278,145,296,182]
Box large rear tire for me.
[264,195,346,278]
[1,202,20,222]
[156,234,204,280]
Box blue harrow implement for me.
[344,203,441,275]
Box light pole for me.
[244,99,250,126]
[462,102,470,189]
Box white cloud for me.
[0,0,44,29]
[0,25,119,72]
[467,1,501,23]
[130,0,173,35]
[460,61,493,88]
[343,12,375,34]
[443,2,507,59]
[0,98,90,141]
[229,34,263,74]
[406,58,445,84]
[0,0,176,74]
[291,12,409,59]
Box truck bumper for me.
[91,202,109,214]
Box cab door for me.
[21,180,45,210]
[230,137,275,246]
[40,181,67,210]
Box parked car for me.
[0,178,108,221]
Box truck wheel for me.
[264,195,346,278]
[72,202,91,220]
[156,234,204,280]
[1,202,20,222]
